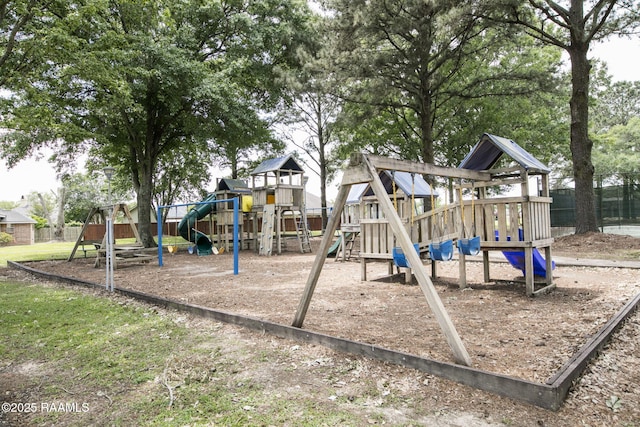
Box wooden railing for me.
[359,196,553,259]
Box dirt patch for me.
[4,232,640,425]
[554,231,640,260]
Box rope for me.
[391,171,398,211]
[471,180,476,236]
[411,173,415,225]
[430,179,436,240]
[459,183,466,238]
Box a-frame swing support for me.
[293,153,488,367]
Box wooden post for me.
[458,251,467,288]
[525,246,534,296]
[361,257,367,281]
[362,155,472,366]
[68,207,99,261]
[292,181,352,328]
[483,251,491,283]
[276,207,282,254]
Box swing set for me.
[156,197,240,275]
[393,175,480,264]
[390,172,421,268]
[427,179,454,261]
[361,166,487,284]
[457,180,481,256]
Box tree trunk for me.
[568,47,598,233]
[317,101,329,230]
[137,158,158,248]
[53,186,66,241]
[419,71,434,165]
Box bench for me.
[80,240,102,257]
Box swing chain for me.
[410,173,415,225]
[391,171,398,212]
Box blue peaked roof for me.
[251,153,304,175]
[216,178,251,193]
[347,171,438,203]
[459,133,550,173]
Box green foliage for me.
[24,191,55,221]
[0,201,19,209]
[593,117,640,182]
[606,395,622,412]
[1,0,314,247]
[30,215,48,229]
[326,0,564,166]
[592,75,640,134]
[0,232,13,246]
[60,172,129,223]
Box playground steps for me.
[259,205,275,255]
[295,212,312,253]
[338,232,357,260]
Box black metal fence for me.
[550,179,640,228]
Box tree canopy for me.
[1,0,314,247]
[324,0,563,172]
[491,0,640,233]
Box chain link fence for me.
[550,176,640,231]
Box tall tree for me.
[1,0,312,247]
[0,0,56,86]
[279,12,342,228]
[325,0,560,168]
[493,0,640,233]
[593,117,640,219]
[592,77,640,133]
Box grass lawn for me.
[0,281,361,426]
[0,241,79,267]
[0,238,167,267]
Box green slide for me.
[178,194,216,255]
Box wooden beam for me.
[67,207,99,261]
[341,162,372,186]
[292,179,351,328]
[351,153,491,181]
[362,155,472,366]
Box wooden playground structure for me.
[295,134,556,366]
[68,203,156,268]
[250,153,311,255]
[339,134,554,295]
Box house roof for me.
[0,209,36,224]
[251,153,304,175]
[459,133,550,173]
[347,171,438,203]
[216,178,251,194]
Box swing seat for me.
[392,244,420,268]
[457,236,481,256]
[429,240,454,261]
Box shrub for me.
[0,232,14,246]
[31,215,49,230]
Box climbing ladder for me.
[295,210,312,253]
[336,232,357,260]
[259,204,275,255]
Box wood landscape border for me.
[8,260,640,411]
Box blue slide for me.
[502,249,555,277]
[496,230,555,277]
[178,194,215,256]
